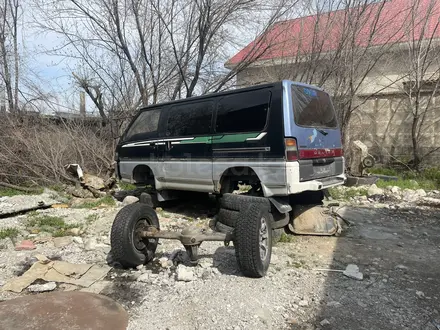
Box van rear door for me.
[286,83,344,182]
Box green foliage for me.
[0,227,20,239]
[118,182,137,190]
[368,165,440,190]
[0,187,43,197]
[375,178,436,190]
[328,187,368,200]
[75,195,116,209]
[367,167,398,176]
[27,215,81,236]
[278,232,296,243]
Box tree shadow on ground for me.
[292,206,440,330]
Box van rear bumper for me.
[286,161,346,194]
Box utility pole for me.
[80,91,86,116]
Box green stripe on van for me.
[179,133,261,144]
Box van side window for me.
[166,101,214,137]
[216,90,271,133]
[124,109,161,142]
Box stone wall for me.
[348,94,440,165]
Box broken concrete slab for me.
[0,291,128,330]
[1,255,110,293]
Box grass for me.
[118,182,137,190]
[75,195,116,209]
[278,232,296,243]
[0,227,20,239]
[85,214,99,224]
[375,178,436,190]
[368,166,440,191]
[328,187,368,200]
[0,187,43,197]
[27,215,81,237]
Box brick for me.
[15,240,36,251]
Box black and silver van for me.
[116,80,345,199]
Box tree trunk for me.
[411,115,421,171]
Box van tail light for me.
[285,138,298,161]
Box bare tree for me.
[0,0,20,112]
[399,0,440,170]
[33,0,295,127]
[250,0,409,146]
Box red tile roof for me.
[226,0,440,67]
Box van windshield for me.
[291,85,338,128]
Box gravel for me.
[1,189,440,330]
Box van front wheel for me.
[234,203,273,278]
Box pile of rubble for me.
[332,184,440,208]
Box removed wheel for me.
[110,203,160,268]
[234,202,273,278]
[220,193,270,212]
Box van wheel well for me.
[132,165,155,187]
[219,167,263,196]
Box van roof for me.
[137,80,322,111]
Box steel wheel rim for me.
[134,219,147,251]
[259,216,268,261]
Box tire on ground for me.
[220,193,270,212]
[110,203,160,268]
[215,221,234,234]
[234,202,273,278]
[217,208,240,227]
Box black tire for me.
[220,193,270,212]
[110,203,160,268]
[234,203,273,278]
[217,208,240,227]
[215,221,234,234]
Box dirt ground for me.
[1,193,440,330]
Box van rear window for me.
[291,85,337,128]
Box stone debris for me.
[176,264,195,282]
[84,237,97,251]
[53,236,72,248]
[0,237,14,250]
[72,237,83,245]
[122,196,139,206]
[28,281,57,292]
[320,319,331,326]
[367,184,384,196]
[395,264,409,270]
[15,240,36,251]
[343,264,363,281]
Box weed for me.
[27,215,81,236]
[367,167,398,176]
[328,187,368,200]
[118,182,137,190]
[278,232,296,243]
[0,227,20,239]
[367,166,440,190]
[0,187,43,197]
[28,215,66,228]
[375,178,436,190]
[27,210,39,217]
[86,214,99,224]
[75,195,116,209]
